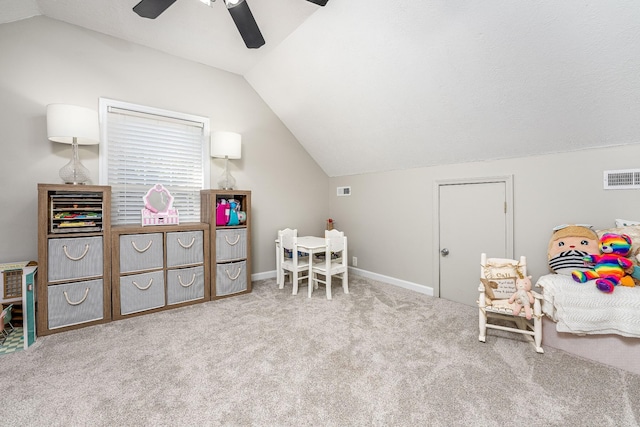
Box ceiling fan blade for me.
[133,0,177,19]
[306,0,328,6]
[226,0,265,49]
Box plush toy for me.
[598,225,640,286]
[227,200,240,226]
[216,199,229,226]
[508,275,534,319]
[547,224,600,275]
[623,249,640,286]
[571,233,634,293]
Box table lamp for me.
[211,131,242,190]
[46,104,100,185]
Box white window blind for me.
[99,98,210,225]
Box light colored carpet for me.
[2,275,639,426]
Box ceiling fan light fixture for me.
[133,0,178,19]
[134,0,281,49]
[225,0,264,48]
[224,0,243,8]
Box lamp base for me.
[59,141,90,185]
[217,170,236,190]
[217,156,236,190]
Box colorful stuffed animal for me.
[571,233,634,293]
[508,275,534,319]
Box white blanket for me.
[536,273,640,338]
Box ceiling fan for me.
[133,0,329,49]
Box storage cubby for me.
[49,193,104,234]
[111,223,210,319]
[200,190,251,299]
[36,184,223,335]
[37,184,112,336]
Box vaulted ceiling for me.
[2,0,640,176]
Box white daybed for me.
[537,273,640,375]
[537,273,640,337]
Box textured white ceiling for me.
[3,0,640,177]
[248,0,640,176]
[22,0,321,75]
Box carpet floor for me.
[0,275,638,426]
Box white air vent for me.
[337,186,351,196]
[604,169,640,189]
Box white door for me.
[438,179,511,306]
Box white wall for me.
[0,16,329,274]
[329,144,640,293]
[4,16,640,291]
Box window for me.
[99,98,210,225]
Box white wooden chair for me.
[278,228,309,295]
[324,228,341,238]
[479,253,543,353]
[310,231,348,299]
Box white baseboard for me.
[252,267,434,297]
[252,270,277,281]
[348,267,434,296]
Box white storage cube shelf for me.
[215,229,247,262]
[216,260,247,296]
[119,270,165,315]
[167,231,204,267]
[119,233,164,274]
[113,224,209,319]
[167,265,205,304]
[47,236,103,282]
[47,279,104,329]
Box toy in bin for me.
[141,184,179,226]
[216,198,246,226]
[216,199,229,225]
[284,249,308,259]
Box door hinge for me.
[504,202,507,213]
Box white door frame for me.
[432,175,514,298]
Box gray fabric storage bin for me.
[166,230,204,268]
[119,270,165,315]
[167,266,205,305]
[216,260,247,296]
[215,228,247,262]
[119,233,164,273]
[47,279,104,329]
[48,236,103,282]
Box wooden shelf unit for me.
[37,183,112,336]
[200,190,252,300]
[111,223,210,320]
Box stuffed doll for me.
[508,275,534,319]
[547,224,600,275]
[571,232,634,293]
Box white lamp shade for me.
[47,104,100,145]
[211,131,242,159]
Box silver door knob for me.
[441,248,449,256]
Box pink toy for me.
[508,275,534,320]
[216,199,230,226]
